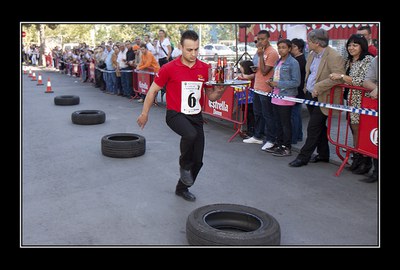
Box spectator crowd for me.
[22,26,379,183]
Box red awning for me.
[239,23,379,42]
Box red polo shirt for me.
[154,57,211,114]
[368,44,378,57]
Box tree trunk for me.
[38,24,46,66]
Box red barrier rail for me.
[327,84,378,176]
[130,69,157,103]
[202,84,250,142]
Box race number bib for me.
[181,81,202,114]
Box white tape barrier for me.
[95,67,157,75]
[57,60,157,75]
[231,85,378,117]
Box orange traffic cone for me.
[31,72,37,81]
[23,66,27,75]
[28,68,32,77]
[37,73,44,85]
[45,77,54,93]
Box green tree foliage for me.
[21,23,237,49]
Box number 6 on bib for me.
[181,81,202,114]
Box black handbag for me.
[98,61,106,69]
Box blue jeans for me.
[291,103,303,144]
[115,76,122,94]
[252,92,276,143]
[80,63,87,81]
[120,68,133,97]
[104,71,117,93]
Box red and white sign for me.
[239,23,379,42]
[357,97,378,158]
[137,73,151,94]
[22,31,26,38]
[203,86,234,120]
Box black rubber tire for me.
[186,203,281,246]
[54,95,80,105]
[101,133,145,158]
[71,110,106,125]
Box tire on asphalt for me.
[54,95,80,105]
[71,110,106,125]
[186,203,281,246]
[101,133,146,158]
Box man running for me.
[137,30,227,201]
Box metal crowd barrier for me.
[130,69,157,102]
[326,84,378,176]
[202,82,252,142]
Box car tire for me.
[186,203,281,246]
[71,110,106,125]
[54,95,80,105]
[101,133,145,158]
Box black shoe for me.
[264,144,279,153]
[179,168,194,186]
[289,158,308,167]
[352,157,372,175]
[349,153,362,171]
[175,190,196,201]
[309,155,329,163]
[359,175,378,183]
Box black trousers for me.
[166,110,204,191]
[272,104,293,149]
[297,92,329,162]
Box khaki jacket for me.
[304,46,345,115]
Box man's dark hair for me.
[257,30,270,38]
[277,39,292,48]
[180,30,199,45]
[358,25,372,34]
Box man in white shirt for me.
[157,29,172,67]
[144,34,156,56]
[171,43,182,59]
[117,43,131,97]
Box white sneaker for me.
[261,141,275,151]
[243,136,263,144]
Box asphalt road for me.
[21,66,379,247]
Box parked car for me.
[230,43,257,56]
[62,43,80,52]
[201,44,235,59]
